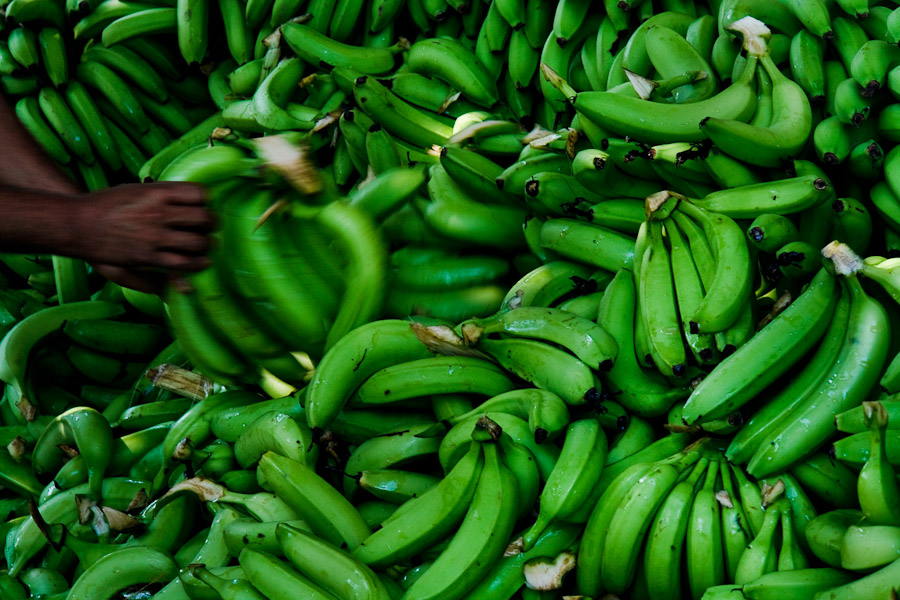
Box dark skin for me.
[0,94,215,294]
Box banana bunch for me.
[750,402,900,600]
[583,438,823,600]
[710,243,890,479]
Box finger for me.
[155,251,212,272]
[158,182,209,205]
[156,230,213,255]
[91,264,167,296]
[160,205,218,231]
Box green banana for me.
[523,418,607,549]
[278,523,392,600]
[187,565,263,600]
[223,518,309,557]
[682,267,838,424]
[576,460,656,597]
[460,306,618,371]
[217,0,252,64]
[99,7,178,46]
[283,22,399,74]
[6,477,148,576]
[305,319,435,429]
[37,27,67,87]
[857,401,900,527]
[257,451,372,550]
[76,60,150,133]
[675,201,753,333]
[597,267,691,417]
[747,213,800,253]
[32,406,113,501]
[645,24,718,103]
[0,300,124,418]
[342,423,441,497]
[66,546,177,600]
[477,336,599,406]
[352,440,483,568]
[38,86,94,164]
[422,388,570,443]
[686,459,727,599]
[667,214,719,365]
[740,568,856,600]
[422,168,528,250]
[466,522,580,599]
[539,217,636,272]
[639,219,688,377]
[543,49,759,143]
[720,462,752,582]
[748,263,890,478]
[734,499,781,584]
[688,175,831,219]
[349,71,454,147]
[840,524,900,572]
[401,442,518,600]
[437,411,560,481]
[702,46,811,167]
[14,95,71,164]
[726,289,850,466]
[239,549,338,600]
[357,469,440,504]
[643,457,710,600]
[813,557,900,599]
[72,0,157,40]
[7,27,40,70]
[234,410,317,469]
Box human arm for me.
[0,93,215,293]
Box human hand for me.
[71,181,217,273]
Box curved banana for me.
[523,418,607,549]
[477,336,599,406]
[748,265,890,479]
[14,95,71,164]
[643,457,709,600]
[740,568,856,600]
[66,546,177,600]
[685,460,726,599]
[857,401,900,527]
[258,451,371,550]
[734,500,781,584]
[422,388,570,443]
[342,423,442,498]
[682,267,838,425]
[357,469,440,504]
[542,51,759,143]
[76,60,149,133]
[401,442,518,600]
[597,267,691,417]
[675,200,753,334]
[38,86,94,164]
[100,7,178,47]
[32,407,113,501]
[277,523,392,600]
[461,306,618,371]
[282,22,399,74]
[238,548,339,600]
[640,219,688,377]
[352,441,483,568]
[840,524,900,572]
[603,450,701,594]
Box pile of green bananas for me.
[703,400,900,600]
[7,0,900,597]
